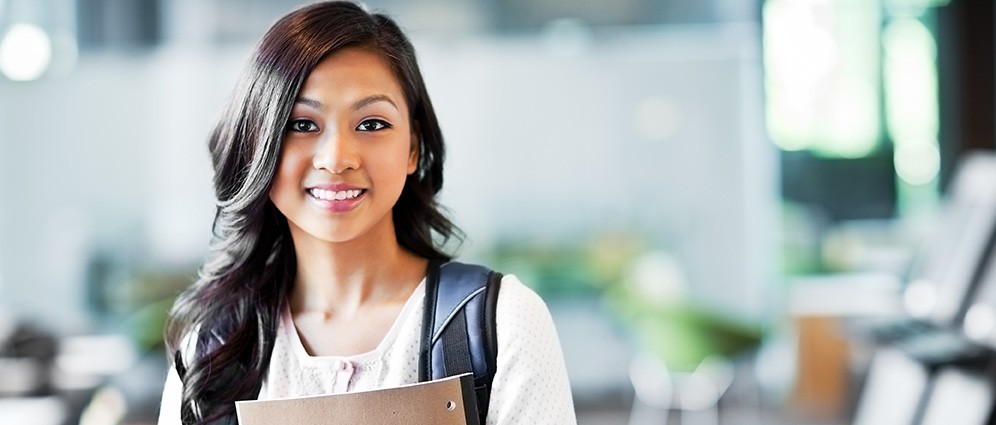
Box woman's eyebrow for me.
[293,94,398,111]
[353,94,398,111]
[294,96,323,110]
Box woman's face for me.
[269,47,417,246]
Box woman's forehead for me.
[295,48,407,111]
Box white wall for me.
[421,24,779,320]
[0,47,246,328]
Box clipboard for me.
[235,373,479,425]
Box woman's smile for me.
[306,184,368,213]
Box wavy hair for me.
[164,2,459,423]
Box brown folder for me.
[235,373,479,425]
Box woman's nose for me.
[312,130,359,174]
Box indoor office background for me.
[0,0,992,424]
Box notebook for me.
[236,373,478,425]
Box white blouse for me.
[158,275,577,425]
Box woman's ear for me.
[407,126,419,175]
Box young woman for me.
[157,2,576,424]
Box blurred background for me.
[1,0,994,424]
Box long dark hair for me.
[164,2,459,423]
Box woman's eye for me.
[287,119,318,132]
[356,119,392,132]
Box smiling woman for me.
[157,2,576,425]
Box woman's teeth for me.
[309,188,362,201]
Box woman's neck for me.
[287,222,428,316]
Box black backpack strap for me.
[419,260,502,424]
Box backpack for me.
[420,261,503,424]
[175,260,502,425]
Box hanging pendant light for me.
[0,22,52,81]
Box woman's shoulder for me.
[497,274,543,303]
[494,273,557,327]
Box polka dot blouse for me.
[158,275,577,425]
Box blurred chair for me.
[864,152,996,349]
[910,239,996,425]
[918,364,995,425]
[850,151,996,425]
[851,348,930,425]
